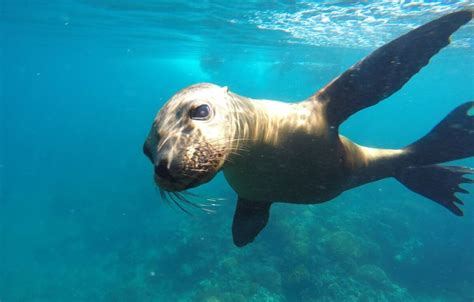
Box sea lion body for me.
[143,11,474,247]
[221,95,396,204]
[224,97,343,203]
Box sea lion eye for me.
[190,104,211,120]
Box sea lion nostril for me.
[155,160,173,181]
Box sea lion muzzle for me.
[154,160,174,182]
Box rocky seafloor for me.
[2,179,473,302]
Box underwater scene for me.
[1,1,474,301]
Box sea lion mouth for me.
[154,171,204,192]
[154,174,186,191]
[156,144,225,191]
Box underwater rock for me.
[323,231,367,260]
[366,208,412,252]
[308,267,414,302]
[249,286,286,302]
[218,256,239,271]
[394,238,423,264]
[198,293,247,302]
[356,264,392,290]
[201,297,220,302]
[364,240,382,264]
[250,264,283,294]
[194,281,263,302]
[324,279,360,302]
[284,264,313,293]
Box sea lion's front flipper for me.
[232,198,272,247]
[310,10,472,127]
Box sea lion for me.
[143,11,474,247]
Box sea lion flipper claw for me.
[311,10,473,127]
[232,198,272,247]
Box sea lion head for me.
[143,83,238,192]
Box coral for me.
[249,286,286,302]
[197,293,247,302]
[287,264,311,285]
[202,297,221,302]
[218,256,239,271]
[250,264,283,293]
[194,282,257,302]
[356,264,392,290]
[394,238,423,264]
[323,231,367,260]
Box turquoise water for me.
[1,1,474,301]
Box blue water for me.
[1,1,473,301]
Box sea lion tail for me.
[395,102,474,215]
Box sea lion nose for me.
[155,160,174,181]
[143,143,153,162]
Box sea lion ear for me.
[232,198,272,247]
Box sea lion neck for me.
[227,92,296,148]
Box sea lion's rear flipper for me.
[396,165,473,216]
[403,101,474,165]
[309,10,473,127]
[232,198,272,247]
[395,102,474,216]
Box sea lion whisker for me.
[158,188,195,215]
[206,137,252,147]
[191,162,214,167]
[180,190,197,196]
[167,191,193,215]
[180,191,225,206]
[224,158,235,165]
[190,169,209,173]
[157,187,172,206]
[231,144,250,149]
[225,143,250,150]
[207,197,227,202]
[157,135,173,153]
[228,146,249,153]
[201,207,217,214]
[208,137,251,143]
[172,192,201,208]
[173,192,218,214]
[159,189,181,211]
[181,191,220,201]
[225,151,246,161]
[228,150,246,157]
